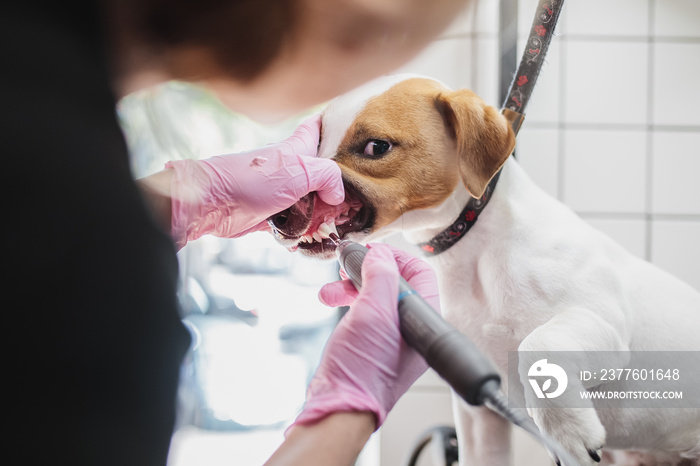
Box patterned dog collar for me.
[418,170,501,256]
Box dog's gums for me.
[268,182,372,258]
[295,201,360,246]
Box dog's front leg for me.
[518,308,630,466]
[453,397,513,466]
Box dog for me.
[268,74,700,465]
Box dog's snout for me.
[266,193,315,239]
[267,205,306,238]
[271,211,289,227]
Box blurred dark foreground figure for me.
[2,1,469,465]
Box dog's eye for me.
[363,140,392,158]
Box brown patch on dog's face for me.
[332,78,463,232]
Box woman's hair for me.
[140,0,297,82]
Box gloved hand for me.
[165,115,344,249]
[292,243,441,430]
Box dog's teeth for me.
[312,231,322,242]
[319,222,338,238]
[317,224,329,238]
[317,223,332,239]
[317,222,338,239]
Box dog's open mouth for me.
[267,181,374,257]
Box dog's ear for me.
[435,89,516,198]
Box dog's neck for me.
[416,170,501,255]
[397,157,517,248]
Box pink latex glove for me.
[293,243,441,430]
[165,115,344,249]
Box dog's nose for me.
[270,208,291,229]
[267,193,315,239]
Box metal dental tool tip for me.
[328,232,340,245]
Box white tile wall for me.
[442,2,477,36]
[516,128,559,197]
[472,0,500,34]
[651,131,700,215]
[474,37,501,106]
[652,42,700,127]
[563,41,649,125]
[398,1,500,101]
[654,0,700,38]
[514,0,700,287]
[562,129,647,213]
[562,0,650,37]
[583,217,647,259]
[397,38,474,91]
[517,0,543,35]
[651,220,700,290]
[444,0,500,36]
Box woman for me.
[3,0,468,464]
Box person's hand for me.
[292,244,441,430]
[165,115,344,249]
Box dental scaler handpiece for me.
[331,236,582,465]
[331,234,501,406]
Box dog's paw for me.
[532,407,606,466]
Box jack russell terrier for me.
[268,75,700,466]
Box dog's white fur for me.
[318,75,700,465]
